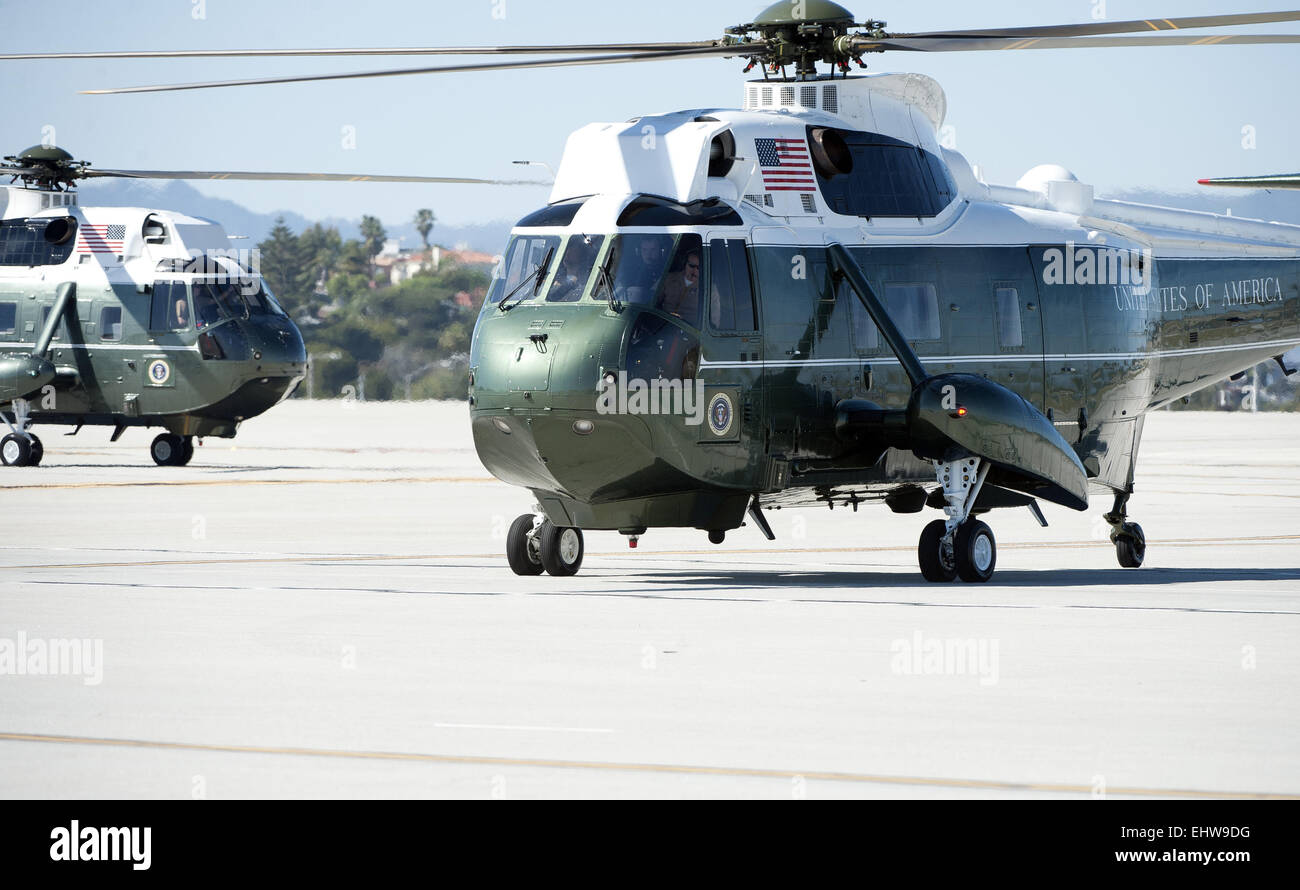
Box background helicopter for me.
[0,144,541,467]
[18,1,1300,583]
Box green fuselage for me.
[470,232,1300,532]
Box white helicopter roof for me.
[549,72,949,208]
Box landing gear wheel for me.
[177,437,195,466]
[918,519,956,583]
[1,434,33,467]
[505,514,545,576]
[1114,522,1145,568]
[539,523,584,577]
[150,433,186,466]
[27,434,43,466]
[954,519,997,583]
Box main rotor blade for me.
[854,33,1300,53]
[1,41,721,61]
[893,10,1300,40]
[81,169,549,185]
[1198,174,1300,190]
[82,45,747,95]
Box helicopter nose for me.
[243,317,308,369]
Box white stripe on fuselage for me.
[698,336,1300,369]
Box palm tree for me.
[414,208,436,269]
[359,215,386,281]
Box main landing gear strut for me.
[506,512,585,577]
[918,456,998,583]
[1104,490,1145,568]
[1,399,43,467]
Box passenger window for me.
[150,281,190,331]
[100,305,123,341]
[995,286,1023,348]
[883,283,940,340]
[40,305,63,341]
[546,235,603,303]
[0,302,15,335]
[707,239,756,332]
[845,281,879,351]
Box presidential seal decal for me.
[147,359,171,385]
[708,392,734,437]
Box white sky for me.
[3,0,1298,227]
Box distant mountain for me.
[76,179,514,253]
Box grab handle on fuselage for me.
[825,243,927,387]
[32,281,75,358]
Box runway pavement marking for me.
[0,731,1292,799]
[433,723,615,734]
[0,475,495,492]
[9,534,1300,571]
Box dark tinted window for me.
[995,286,1023,348]
[812,128,955,218]
[883,283,940,340]
[40,305,65,341]
[844,280,879,351]
[99,305,123,341]
[707,239,756,332]
[0,302,15,334]
[0,217,78,266]
[617,195,742,227]
[516,199,586,228]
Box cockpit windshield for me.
[544,235,604,302]
[486,234,561,306]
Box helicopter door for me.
[697,236,766,485]
[1027,245,1086,441]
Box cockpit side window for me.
[545,235,604,303]
[599,234,703,317]
[150,281,191,331]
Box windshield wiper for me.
[498,246,554,312]
[595,258,620,312]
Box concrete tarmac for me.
[1,402,1297,799]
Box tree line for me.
[256,210,488,400]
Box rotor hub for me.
[2,145,89,190]
[726,1,885,78]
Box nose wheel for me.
[151,433,194,466]
[918,457,998,583]
[505,513,584,577]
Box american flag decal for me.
[755,137,815,192]
[76,223,125,254]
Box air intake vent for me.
[761,87,773,106]
[800,193,818,214]
[1189,330,1199,345]
[744,193,775,208]
[822,85,838,113]
[800,86,817,108]
[780,86,795,106]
